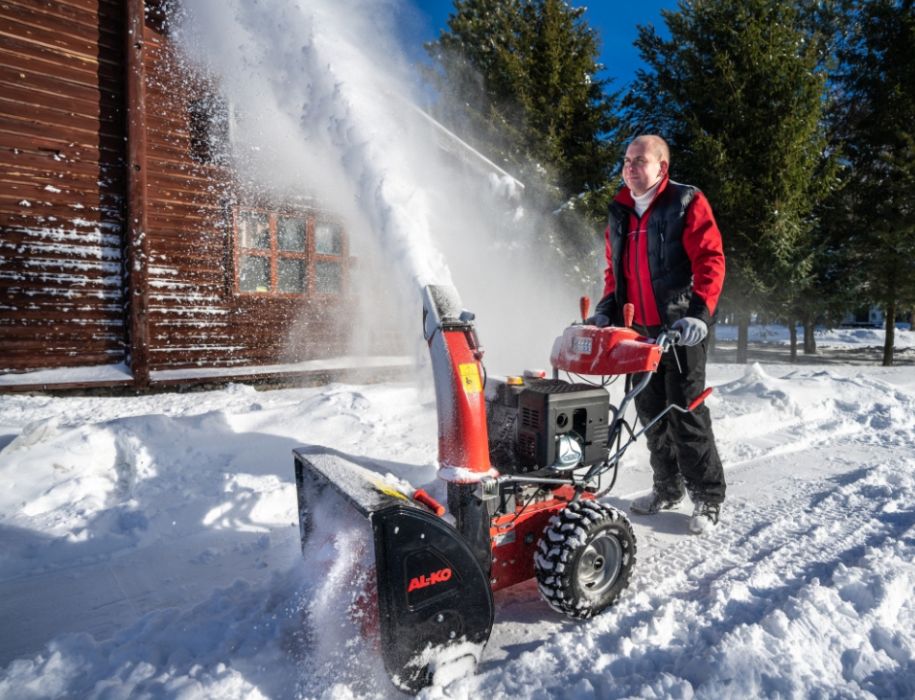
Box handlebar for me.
[656,329,681,350]
[656,329,683,373]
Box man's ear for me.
[659,160,670,178]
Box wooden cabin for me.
[0,0,414,392]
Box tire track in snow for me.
[617,467,882,640]
[464,454,915,698]
[467,373,915,696]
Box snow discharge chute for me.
[293,284,712,693]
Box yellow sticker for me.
[373,481,408,501]
[459,362,483,394]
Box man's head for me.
[622,135,670,197]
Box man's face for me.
[622,141,667,196]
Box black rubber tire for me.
[534,500,637,619]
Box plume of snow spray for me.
[174,0,452,300]
[173,0,590,373]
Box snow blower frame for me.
[293,284,713,693]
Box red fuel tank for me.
[550,325,662,376]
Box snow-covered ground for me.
[5,0,912,694]
[1,329,914,698]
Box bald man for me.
[588,135,727,534]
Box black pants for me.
[633,338,725,504]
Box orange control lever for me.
[579,296,591,323]
[623,303,634,328]
[412,488,446,516]
[688,387,714,412]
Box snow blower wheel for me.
[534,501,636,619]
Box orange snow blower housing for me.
[293,284,712,693]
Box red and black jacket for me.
[597,176,725,329]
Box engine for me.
[485,376,610,477]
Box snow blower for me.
[293,284,712,693]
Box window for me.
[314,221,344,294]
[233,209,346,297]
[316,260,342,294]
[315,221,343,255]
[188,94,231,165]
[145,0,169,33]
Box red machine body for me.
[489,485,592,591]
[483,312,667,593]
[428,294,668,595]
[550,325,662,376]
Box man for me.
[588,134,726,534]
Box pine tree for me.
[833,0,915,365]
[425,0,620,219]
[626,0,833,362]
[425,1,526,165]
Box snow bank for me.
[0,381,434,698]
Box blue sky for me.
[402,0,676,91]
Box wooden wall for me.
[0,1,352,383]
[141,20,351,373]
[0,0,127,373]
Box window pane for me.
[239,255,270,292]
[277,217,306,251]
[316,261,342,294]
[188,95,230,165]
[239,213,269,249]
[315,222,342,255]
[278,258,306,293]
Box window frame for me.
[232,208,347,299]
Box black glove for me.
[584,313,611,327]
[590,293,617,327]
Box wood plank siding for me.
[0,0,127,372]
[1,1,359,389]
[140,18,351,373]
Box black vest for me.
[607,180,699,328]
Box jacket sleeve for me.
[596,225,618,319]
[602,225,615,298]
[682,192,725,323]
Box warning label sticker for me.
[459,363,482,394]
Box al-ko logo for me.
[407,567,453,593]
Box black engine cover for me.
[486,378,609,474]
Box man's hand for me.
[584,313,610,328]
[672,317,708,346]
